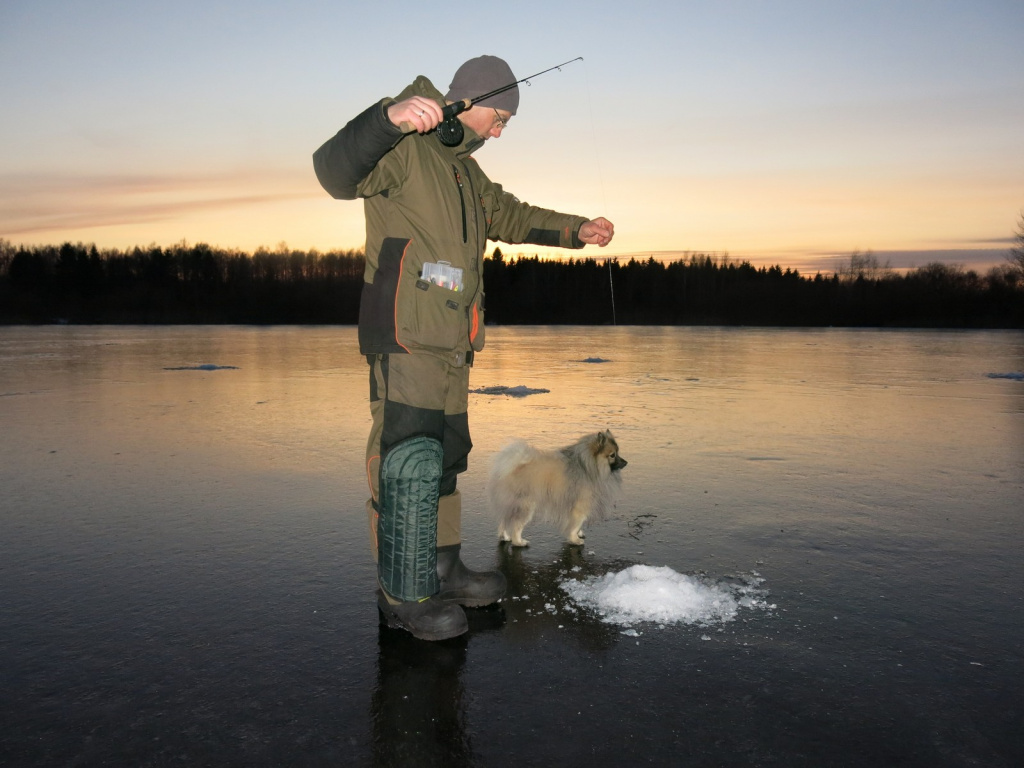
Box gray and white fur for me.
[490,430,627,547]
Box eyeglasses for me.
[492,109,509,130]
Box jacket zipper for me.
[452,165,467,243]
[452,157,483,347]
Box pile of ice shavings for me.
[560,564,772,627]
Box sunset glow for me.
[1,1,1021,274]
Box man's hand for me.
[578,217,615,247]
[388,97,444,134]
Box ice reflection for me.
[497,544,633,650]
[371,629,471,767]
[1,325,1022,767]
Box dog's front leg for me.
[510,526,530,547]
[566,503,588,546]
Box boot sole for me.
[376,600,468,642]
[437,592,500,608]
[377,607,467,641]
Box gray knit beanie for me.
[445,55,519,115]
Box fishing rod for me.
[403,56,583,146]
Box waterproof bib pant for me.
[366,353,471,580]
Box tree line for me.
[1,239,1021,327]
[0,240,364,324]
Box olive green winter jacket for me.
[313,76,589,363]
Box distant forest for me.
[1,239,1022,328]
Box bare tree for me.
[1009,210,1024,275]
[0,238,14,275]
[837,249,893,282]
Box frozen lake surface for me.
[2,325,1022,766]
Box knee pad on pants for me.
[376,435,443,601]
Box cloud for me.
[609,247,1012,275]
[794,248,1012,275]
[965,237,1015,245]
[0,170,319,238]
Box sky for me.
[1,0,1022,274]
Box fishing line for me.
[579,58,616,324]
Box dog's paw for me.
[567,534,584,546]
[511,538,530,547]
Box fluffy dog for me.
[490,430,627,547]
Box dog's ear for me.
[595,431,607,451]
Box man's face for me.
[458,105,511,141]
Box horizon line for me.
[1,237,1012,274]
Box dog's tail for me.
[489,440,535,479]
[488,439,536,484]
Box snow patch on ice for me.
[560,564,772,628]
[470,385,550,397]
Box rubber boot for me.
[435,491,507,607]
[376,589,468,641]
[436,544,507,607]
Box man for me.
[313,55,614,641]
